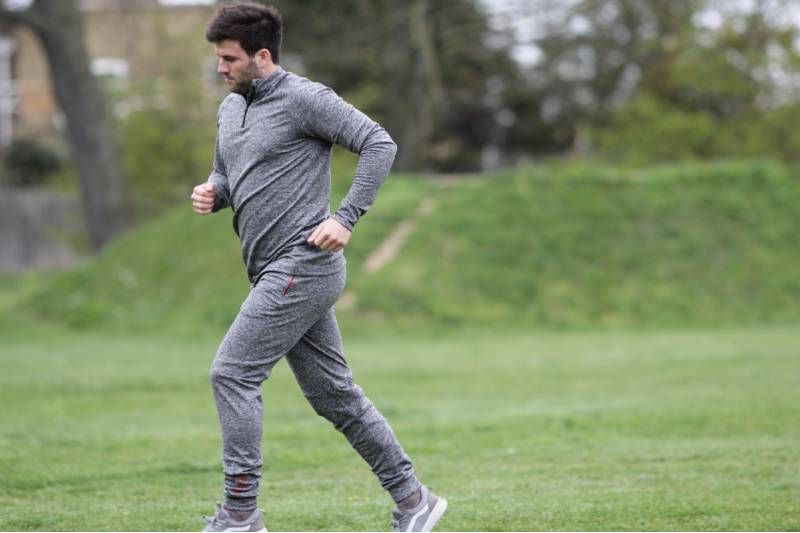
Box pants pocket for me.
[282,274,297,296]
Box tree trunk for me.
[395,0,444,171]
[1,0,131,251]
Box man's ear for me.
[255,48,272,67]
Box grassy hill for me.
[2,159,799,334]
[0,171,435,335]
[349,159,800,328]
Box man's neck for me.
[256,63,277,79]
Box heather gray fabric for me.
[206,67,420,513]
[211,268,420,511]
[202,502,265,532]
[207,66,397,283]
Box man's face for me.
[215,39,259,95]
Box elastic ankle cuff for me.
[224,497,258,512]
[391,479,423,505]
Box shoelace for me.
[201,514,222,530]
[391,509,407,532]
[201,502,225,530]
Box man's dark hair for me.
[206,2,283,63]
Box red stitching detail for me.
[283,275,296,296]
[231,474,247,493]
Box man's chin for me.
[229,80,252,95]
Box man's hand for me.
[191,182,216,215]
[308,217,352,252]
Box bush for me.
[593,97,800,165]
[2,138,63,187]
[591,97,717,165]
[119,108,216,214]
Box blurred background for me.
[1,0,799,330]
[0,0,799,530]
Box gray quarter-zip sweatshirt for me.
[207,66,397,284]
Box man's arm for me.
[207,131,231,213]
[295,83,397,250]
[192,104,232,215]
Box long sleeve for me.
[293,84,397,231]
[208,104,232,213]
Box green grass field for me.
[2,160,799,530]
[1,326,798,531]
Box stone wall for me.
[0,187,82,272]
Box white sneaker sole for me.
[420,497,448,532]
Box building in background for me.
[0,0,220,272]
[0,32,15,149]
[0,0,219,151]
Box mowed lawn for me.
[0,326,798,531]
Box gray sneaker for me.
[391,485,448,532]
[201,502,267,532]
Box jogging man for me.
[190,3,446,532]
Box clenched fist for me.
[191,182,216,215]
[308,217,352,252]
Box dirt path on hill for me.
[337,196,436,310]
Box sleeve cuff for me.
[331,212,355,231]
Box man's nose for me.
[217,59,228,74]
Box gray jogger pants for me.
[210,265,420,511]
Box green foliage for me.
[274,0,523,171]
[531,0,800,164]
[1,138,63,187]
[592,98,717,164]
[1,327,799,530]
[99,13,222,217]
[595,98,800,165]
[120,108,216,215]
[713,104,800,160]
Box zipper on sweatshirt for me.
[241,87,255,127]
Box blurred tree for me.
[116,20,217,218]
[528,0,702,147]
[0,0,131,251]
[648,1,800,112]
[273,0,525,171]
[527,0,800,163]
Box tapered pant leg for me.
[210,268,345,511]
[285,307,421,503]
